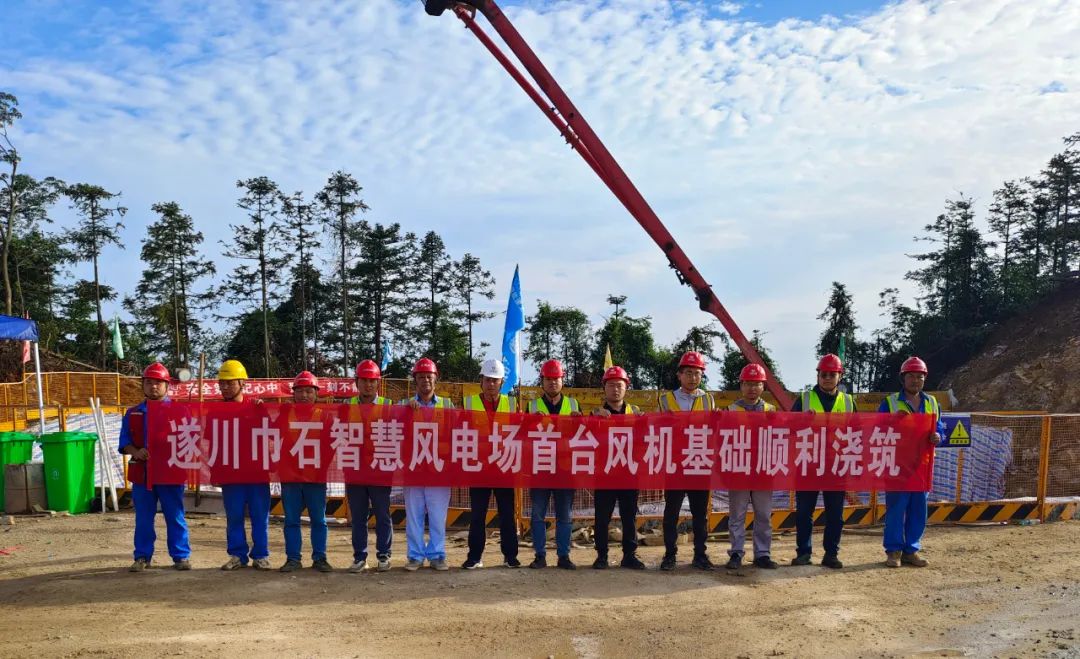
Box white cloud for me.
[3,0,1079,384]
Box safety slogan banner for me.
[142,402,936,491]
[168,378,360,400]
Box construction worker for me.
[279,371,332,574]
[658,350,716,571]
[725,363,779,570]
[217,359,273,571]
[878,356,945,569]
[119,363,191,572]
[461,358,521,570]
[401,358,454,571]
[590,365,645,570]
[345,359,394,573]
[528,359,581,570]
[790,353,857,569]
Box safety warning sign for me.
[940,413,972,448]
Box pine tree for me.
[64,184,126,367]
[451,253,495,361]
[316,171,368,373]
[352,223,417,371]
[222,176,288,377]
[281,191,319,371]
[123,201,216,369]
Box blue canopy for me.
[0,315,39,341]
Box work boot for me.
[252,558,272,570]
[405,558,424,572]
[790,554,812,566]
[725,553,743,570]
[691,555,716,571]
[173,559,192,571]
[753,556,779,570]
[529,555,547,569]
[313,558,333,573]
[821,554,844,569]
[592,555,610,570]
[348,559,369,574]
[557,556,577,570]
[901,551,928,567]
[620,554,646,570]
[430,558,449,571]
[129,558,149,573]
[886,551,902,568]
[660,554,677,571]
[221,556,245,571]
[279,559,302,573]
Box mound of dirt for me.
[943,282,1080,412]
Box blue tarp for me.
[0,314,38,341]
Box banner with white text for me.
[140,401,936,491]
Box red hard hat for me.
[412,357,438,376]
[142,363,170,382]
[293,370,319,389]
[739,363,768,382]
[678,351,706,370]
[355,359,382,380]
[900,356,928,375]
[817,353,844,373]
[602,365,629,384]
[539,359,565,378]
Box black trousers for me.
[663,489,709,558]
[593,489,638,557]
[467,487,519,563]
[795,490,846,557]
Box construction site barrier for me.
[2,373,1076,534]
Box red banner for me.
[143,401,935,490]
[167,378,360,400]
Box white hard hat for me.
[480,358,506,379]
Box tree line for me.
[4,91,1076,390]
[817,130,1080,391]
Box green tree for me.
[451,253,495,361]
[281,191,319,370]
[10,228,72,350]
[222,176,287,377]
[352,223,417,370]
[316,171,368,373]
[589,296,658,388]
[414,231,456,363]
[524,301,593,386]
[123,201,216,370]
[987,180,1030,308]
[64,184,126,367]
[720,329,782,390]
[655,323,727,390]
[57,279,117,364]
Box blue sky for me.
[3,0,1078,386]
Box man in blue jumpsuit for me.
[878,356,945,568]
[119,363,191,572]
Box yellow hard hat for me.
[218,359,249,381]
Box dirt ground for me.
[0,513,1077,659]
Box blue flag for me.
[500,265,525,394]
[380,338,392,371]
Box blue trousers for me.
[884,491,928,553]
[132,483,190,561]
[795,490,845,557]
[281,483,327,562]
[222,483,271,562]
[405,487,450,561]
[345,484,393,562]
[530,488,574,558]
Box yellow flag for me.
[603,344,613,370]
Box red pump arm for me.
[425,0,794,409]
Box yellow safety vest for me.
[801,390,855,413]
[659,390,715,412]
[886,392,939,422]
[728,400,776,412]
[462,394,517,413]
[349,396,388,405]
[527,396,580,415]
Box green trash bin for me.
[0,432,36,512]
[40,432,99,514]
